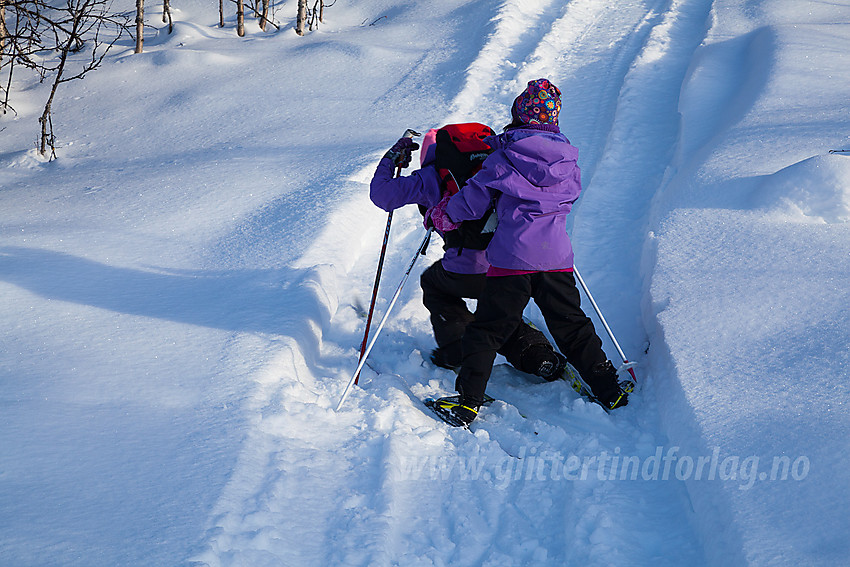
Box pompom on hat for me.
[511,78,562,126]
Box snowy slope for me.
[644,1,850,564]
[1,0,848,565]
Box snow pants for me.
[419,260,552,372]
[455,271,608,404]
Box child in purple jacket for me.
[369,127,564,379]
[427,78,629,426]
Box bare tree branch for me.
[1,0,128,156]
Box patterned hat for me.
[511,78,562,126]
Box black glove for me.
[383,137,420,169]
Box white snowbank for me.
[645,1,850,563]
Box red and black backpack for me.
[427,122,499,251]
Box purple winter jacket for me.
[446,127,581,271]
[369,149,490,275]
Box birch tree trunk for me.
[40,13,76,156]
[162,0,172,33]
[0,0,8,114]
[295,0,307,36]
[135,0,144,53]
[0,0,7,65]
[259,0,269,31]
[236,0,244,36]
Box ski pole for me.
[573,265,638,388]
[356,209,393,386]
[337,227,433,411]
[355,128,421,386]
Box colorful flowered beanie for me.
[511,78,562,126]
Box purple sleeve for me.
[445,160,500,222]
[370,158,442,212]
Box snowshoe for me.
[556,357,631,412]
[423,394,494,427]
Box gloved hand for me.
[383,137,420,169]
[425,192,460,232]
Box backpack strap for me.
[442,194,500,252]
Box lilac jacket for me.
[369,149,490,275]
[446,127,581,271]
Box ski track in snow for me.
[194,0,727,564]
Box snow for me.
[1,0,848,565]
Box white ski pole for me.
[336,227,433,411]
[573,265,637,389]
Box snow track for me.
[192,0,718,565]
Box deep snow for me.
[1,0,848,565]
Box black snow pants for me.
[455,271,608,404]
[419,260,552,372]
